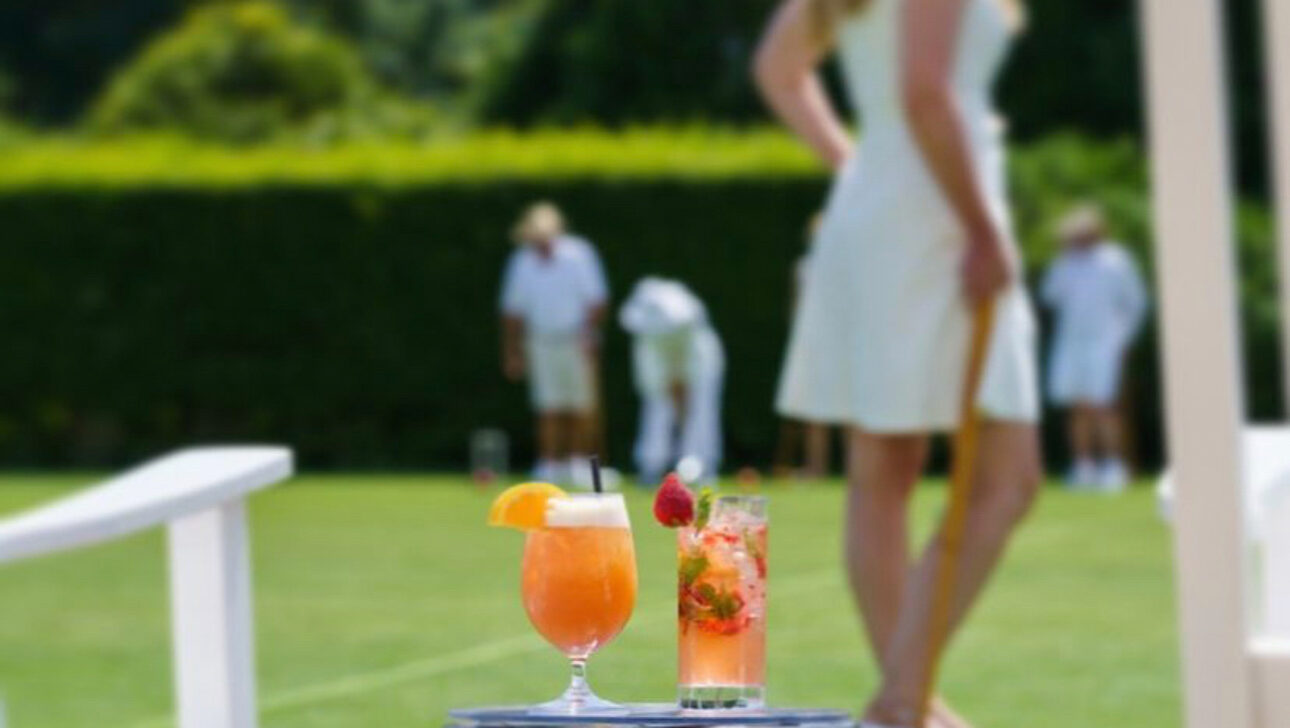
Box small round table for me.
[448,705,855,728]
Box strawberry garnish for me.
[654,473,695,527]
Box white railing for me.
[0,447,293,728]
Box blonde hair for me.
[812,0,1024,38]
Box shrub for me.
[0,129,1277,469]
[87,1,435,145]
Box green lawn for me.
[0,475,1179,728]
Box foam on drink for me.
[545,493,631,529]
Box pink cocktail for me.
[676,495,767,709]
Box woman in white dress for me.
[754,1,1041,726]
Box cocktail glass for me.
[677,495,768,709]
[521,493,638,714]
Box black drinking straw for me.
[590,455,604,494]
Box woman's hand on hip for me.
[961,230,1012,306]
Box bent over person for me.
[500,202,608,486]
[620,278,726,486]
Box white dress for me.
[776,0,1039,433]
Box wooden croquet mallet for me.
[916,299,997,726]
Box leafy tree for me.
[88,1,433,144]
[481,0,776,125]
[283,0,545,118]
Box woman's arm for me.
[753,0,854,172]
[901,0,1010,305]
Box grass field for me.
[0,475,1179,728]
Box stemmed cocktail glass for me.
[519,492,638,714]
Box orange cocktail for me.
[677,495,767,709]
[519,492,637,713]
[522,523,637,657]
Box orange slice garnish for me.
[487,482,568,530]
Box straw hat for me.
[1056,203,1106,241]
[512,202,566,245]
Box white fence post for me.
[1140,0,1254,726]
[167,500,258,728]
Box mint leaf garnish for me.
[679,552,709,587]
[694,488,714,531]
[708,587,745,619]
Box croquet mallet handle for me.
[917,299,997,723]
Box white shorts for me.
[1048,337,1126,407]
[527,335,594,413]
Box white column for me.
[1266,507,1290,638]
[167,501,258,728]
[1140,1,1254,727]
[1264,0,1290,411]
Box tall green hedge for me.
[0,130,1280,470]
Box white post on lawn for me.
[1268,0,1290,406]
[169,501,257,728]
[1257,3,1290,726]
[1141,1,1254,728]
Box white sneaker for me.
[1098,459,1129,494]
[1067,459,1099,490]
[567,456,597,490]
[566,458,622,491]
[533,459,559,483]
[598,467,623,491]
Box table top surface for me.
[448,704,854,727]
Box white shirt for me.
[1041,241,1148,345]
[620,278,709,336]
[500,237,607,336]
[620,278,724,392]
[562,235,609,304]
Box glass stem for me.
[566,658,590,702]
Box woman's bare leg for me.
[844,429,928,662]
[845,430,976,728]
[863,421,1042,725]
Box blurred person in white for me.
[756,0,1039,725]
[1041,203,1148,492]
[620,278,725,486]
[500,202,609,485]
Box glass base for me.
[528,659,627,716]
[677,685,765,710]
[529,691,626,716]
